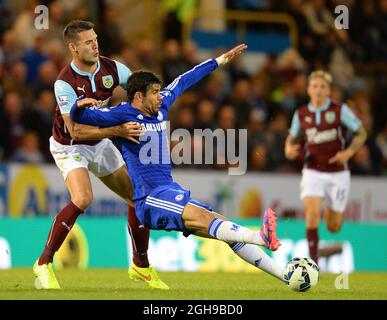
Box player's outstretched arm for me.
[215,43,248,66]
[162,43,248,109]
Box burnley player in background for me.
[284,71,367,265]
[33,20,168,290]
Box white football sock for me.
[230,242,285,282]
[208,218,265,246]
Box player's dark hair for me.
[63,20,95,43]
[126,71,162,102]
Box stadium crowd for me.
[0,0,386,176]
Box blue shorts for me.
[135,183,212,236]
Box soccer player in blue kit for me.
[71,44,287,283]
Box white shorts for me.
[50,136,125,180]
[300,168,350,213]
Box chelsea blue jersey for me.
[70,59,218,201]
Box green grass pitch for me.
[0,269,386,300]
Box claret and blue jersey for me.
[70,58,218,232]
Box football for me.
[283,257,320,292]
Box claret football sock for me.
[208,218,265,246]
[128,206,150,268]
[229,242,285,281]
[38,201,83,265]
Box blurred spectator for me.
[251,76,270,122]
[181,41,200,70]
[135,39,159,73]
[73,3,90,21]
[118,44,138,68]
[302,0,349,64]
[199,73,224,105]
[283,0,316,60]
[46,39,67,72]
[173,105,195,132]
[0,0,12,38]
[2,61,31,99]
[302,0,348,42]
[22,35,48,85]
[194,99,217,130]
[32,60,58,97]
[217,104,236,131]
[0,30,21,71]
[276,48,306,81]
[271,81,297,119]
[161,39,187,84]
[22,89,56,161]
[10,0,39,50]
[0,91,26,158]
[350,0,379,62]
[97,6,123,57]
[265,111,295,171]
[11,130,45,163]
[44,1,66,42]
[247,109,266,147]
[223,78,254,128]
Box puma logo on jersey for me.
[77,85,85,93]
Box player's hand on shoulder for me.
[77,97,100,108]
[216,43,248,66]
[285,144,301,160]
[116,121,144,144]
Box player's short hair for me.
[63,20,95,43]
[308,70,333,86]
[126,71,162,102]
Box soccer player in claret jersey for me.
[33,20,168,290]
[284,71,367,265]
[70,44,288,285]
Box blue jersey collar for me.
[70,60,101,92]
[70,60,100,77]
[308,98,331,113]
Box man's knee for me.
[71,192,93,210]
[183,206,214,231]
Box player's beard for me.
[78,51,99,66]
[81,56,98,66]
